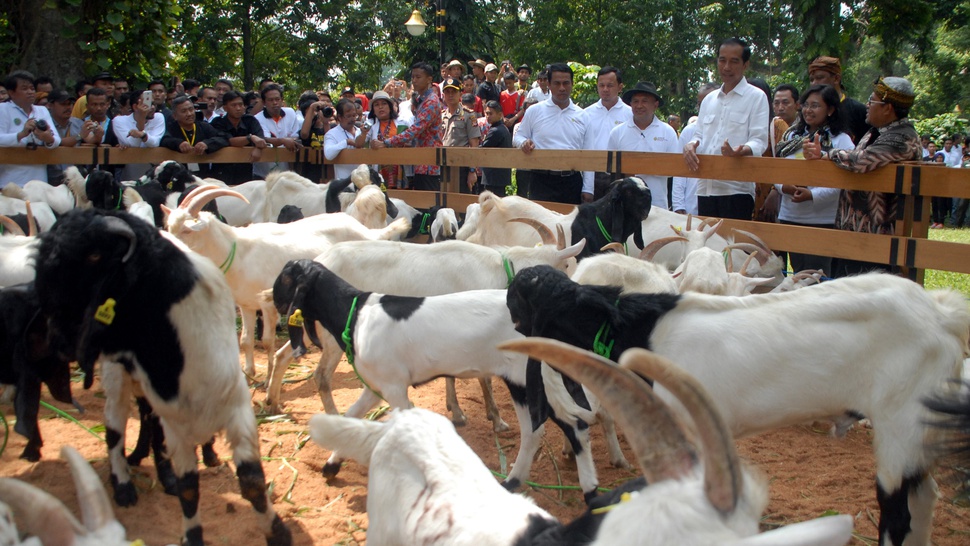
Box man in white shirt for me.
[583,66,632,200]
[683,38,769,220]
[943,137,963,168]
[607,82,679,209]
[513,63,590,204]
[526,69,551,103]
[0,70,60,186]
[113,89,166,180]
[254,83,302,178]
[323,98,361,180]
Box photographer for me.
[0,70,60,186]
[211,90,266,184]
[297,92,332,182]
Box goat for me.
[276,204,304,223]
[262,227,586,417]
[33,208,292,546]
[2,178,79,216]
[165,185,409,379]
[271,259,559,494]
[505,264,969,546]
[459,177,651,259]
[0,446,132,546]
[0,282,75,462]
[0,196,56,233]
[308,339,854,546]
[261,165,384,222]
[431,207,459,241]
[924,379,970,498]
[0,222,38,287]
[673,245,775,296]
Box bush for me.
[913,112,969,144]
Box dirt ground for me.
[2,345,968,546]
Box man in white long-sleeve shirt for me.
[583,66,632,200]
[323,98,361,180]
[513,63,590,204]
[113,89,166,180]
[683,38,768,219]
[0,70,60,186]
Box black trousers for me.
[412,173,441,192]
[530,171,583,204]
[697,194,754,220]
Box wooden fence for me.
[3,145,970,282]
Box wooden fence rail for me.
[2,146,969,281]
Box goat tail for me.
[308,413,385,467]
[376,216,411,240]
[929,289,970,358]
[1,183,27,199]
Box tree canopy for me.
[1,0,966,120]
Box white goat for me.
[673,246,775,296]
[165,185,409,379]
[309,340,854,546]
[430,206,459,241]
[507,266,970,546]
[2,179,79,216]
[344,183,389,229]
[0,197,56,233]
[263,227,586,416]
[0,212,37,286]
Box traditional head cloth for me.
[873,76,915,109]
[808,56,842,77]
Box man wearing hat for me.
[446,60,465,80]
[469,59,487,86]
[607,82,679,208]
[46,89,82,147]
[803,76,921,275]
[441,77,482,193]
[477,63,502,105]
[808,56,869,143]
[583,66,632,200]
[71,71,116,120]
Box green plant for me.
[913,112,969,143]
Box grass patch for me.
[925,228,970,298]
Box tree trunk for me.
[242,3,254,90]
[8,1,84,87]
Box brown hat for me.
[808,56,842,77]
[469,59,487,70]
[447,59,465,72]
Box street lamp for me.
[404,10,427,36]
[404,3,446,66]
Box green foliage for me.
[913,113,969,143]
[925,227,970,298]
[568,62,600,108]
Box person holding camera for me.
[323,98,361,180]
[112,88,167,180]
[0,70,60,186]
[211,90,267,184]
[295,92,332,182]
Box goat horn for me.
[0,214,25,236]
[186,187,249,218]
[498,338,697,485]
[556,224,566,250]
[638,236,688,261]
[722,243,768,268]
[600,242,626,254]
[101,216,137,263]
[792,269,824,284]
[733,229,771,255]
[702,219,724,241]
[619,347,742,515]
[739,253,757,276]
[179,184,216,207]
[61,446,116,532]
[685,213,692,231]
[0,477,85,544]
[698,217,720,230]
[25,200,37,236]
[509,218,556,246]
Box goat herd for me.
[0,161,968,546]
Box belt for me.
[534,169,577,176]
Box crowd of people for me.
[2,37,966,277]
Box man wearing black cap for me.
[441,77,482,193]
[608,81,679,209]
[46,89,81,147]
[71,71,116,120]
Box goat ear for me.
[723,514,853,546]
[610,189,624,243]
[384,194,398,219]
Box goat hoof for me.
[126,452,147,466]
[451,415,467,428]
[19,446,41,462]
[156,462,179,496]
[321,462,342,480]
[611,459,633,470]
[266,516,292,546]
[111,478,138,507]
[583,490,598,506]
[202,444,221,468]
[492,420,510,433]
[501,477,521,492]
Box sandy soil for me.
[2,346,968,546]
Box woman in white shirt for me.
[771,84,854,276]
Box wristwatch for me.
[246,134,254,144]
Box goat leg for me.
[445,377,468,427]
[479,377,510,432]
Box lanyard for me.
[180,123,196,146]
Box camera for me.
[320,106,334,118]
[34,119,48,132]
[142,90,153,106]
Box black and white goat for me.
[308,339,854,546]
[33,209,291,546]
[506,265,970,546]
[458,177,652,259]
[0,446,132,545]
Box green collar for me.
[218,241,237,274]
[418,212,432,235]
[115,187,124,210]
[342,296,383,399]
[501,252,515,287]
[595,216,627,255]
[592,299,620,359]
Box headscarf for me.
[808,56,842,78]
[775,119,834,158]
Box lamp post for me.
[404,2,445,67]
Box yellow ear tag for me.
[94,298,117,325]
[288,309,304,327]
[673,225,683,233]
[130,540,146,546]
[590,491,635,515]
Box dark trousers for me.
[932,196,950,224]
[831,258,894,278]
[516,169,532,198]
[954,198,970,227]
[697,194,754,220]
[779,220,834,277]
[412,173,441,192]
[457,167,477,194]
[530,171,583,204]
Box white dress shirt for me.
[0,101,61,185]
[672,122,699,214]
[583,99,632,190]
[513,98,588,151]
[689,77,769,197]
[255,107,301,177]
[607,116,679,209]
[943,146,963,168]
[112,113,167,181]
[527,87,552,103]
[323,125,361,180]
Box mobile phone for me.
[142,90,153,105]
